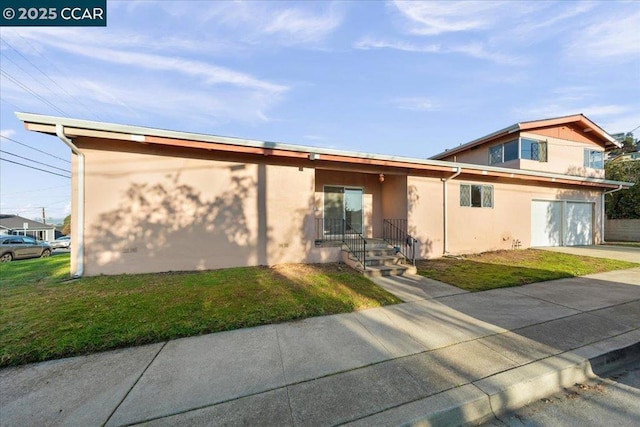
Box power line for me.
[0,96,25,113]
[0,68,70,117]
[1,184,69,196]
[0,135,71,163]
[0,158,71,178]
[1,37,104,121]
[0,149,70,173]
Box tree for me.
[609,132,638,156]
[61,214,71,235]
[605,160,640,219]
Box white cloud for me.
[392,97,440,112]
[514,102,636,132]
[354,37,524,65]
[449,43,526,66]
[566,10,640,60]
[391,0,507,35]
[355,37,440,53]
[0,129,16,139]
[113,1,343,48]
[9,31,286,94]
[265,6,343,44]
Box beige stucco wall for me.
[445,180,602,255]
[381,174,408,221]
[406,175,603,258]
[75,140,337,275]
[406,176,445,258]
[71,137,606,275]
[520,131,605,178]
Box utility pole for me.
[42,207,46,225]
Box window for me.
[489,145,502,165]
[460,184,493,208]
[584,149,603,169]
[521,138,547,162]
[504,140,518,162]
[489,139,518,165]
[489,138,548,164]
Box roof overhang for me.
[430,113,621,160]
[16,112,633,191]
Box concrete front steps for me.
[341,239,417,278]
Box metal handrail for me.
[383,219,417,265]
[315,217,367,269]
[343,220,367,270]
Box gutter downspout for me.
[441,167,462,255]
[56,124,84,278]
[601,185,623,244]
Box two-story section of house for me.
[430,114,620,178]
[430,114,623,248]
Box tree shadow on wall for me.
[88,174,255,273]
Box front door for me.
[323,186,363,236]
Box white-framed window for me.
[489,140,518,165]
[521,138,547,162]
[583,149,604,169]
[460,184,493,208]
[489,138,547,165]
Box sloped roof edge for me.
[0,214,55,229]
[430,113,620,160]
[15,112,633,190]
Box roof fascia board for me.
[16,112,632,190]
[430,124,519,159]
[431,114,619,159]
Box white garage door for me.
[531,201,593,247]
[564,202,593,246]
[531,201,563,246]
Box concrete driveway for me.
[540,245,640,263]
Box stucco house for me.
[16,113,632,277]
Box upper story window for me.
[489,140,518,164]
[521,138,547,161]
[460,184,493,208]
[489,138,548,165]
[584,149,604,169]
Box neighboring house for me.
[17,113,633,277]
[0,214,57,242]
[607,152,640,163]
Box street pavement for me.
[482,360,640,426]
[1,265,639,426]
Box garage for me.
[531,200,593,247]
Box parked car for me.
[51,235,71,249]
[0,235,52,262]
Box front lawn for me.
[0,255,400,367]
[417,249,639,292]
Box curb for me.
[345,331,640,426]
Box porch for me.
[312,169,417,273]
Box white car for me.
[51,235,71,249]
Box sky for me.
[1,0,639,222]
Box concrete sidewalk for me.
[539,245,640,263]
[1,268,639,426]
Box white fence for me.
[605,219,640,242]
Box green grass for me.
[417,249,639,292]
[0,256,400,367]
